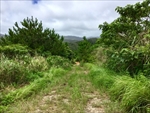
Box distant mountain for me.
[87,38,98,44]
[63,36,83,42]
[0,34,4,38]
[63,36,98,51]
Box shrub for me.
[0,55,27,85]
[0,44,29,58]
[0,55,49,87]
[46,56,72,69]
[27,56,49,73]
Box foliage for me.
[27,56,48,73]
[76,36,94,62]
[92,46,107,65]
[46,55,72,69]
[98,0,150,77]
[0,55,49,86]
[0,55,27,85]
[0,16,72,58]
[0,44,29,58]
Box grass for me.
[0,67,67,113]
[86,63,150,113]
[0,56,149,113]
[2,65,107,113]
[110,75,150,113]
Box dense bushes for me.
[0,54,71,87]
[0,55,48,86]
[97,0,150,77]
[0,56,27,85]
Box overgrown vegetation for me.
[0,0,149,113]
[86,63,150,113]
[97,0,150,77]
[0,67,67,112]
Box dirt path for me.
[6,65,110,113]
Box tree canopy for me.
[0,16,73,58]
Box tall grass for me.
[86,64,150,113]
[0,54,71,87]
[85,63,116,90]
[0,55,27,85]
[0,67,67,112]
[110,75,150,113]
[0,55,49,86]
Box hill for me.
[64,36,98,51]
[63,36,83,43]
[0,34,4,38]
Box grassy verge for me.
[0,67,67,112]
[86,63,150,113]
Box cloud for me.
[0,0,142,37]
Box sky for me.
[0,0,142,37]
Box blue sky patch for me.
[32,0,40,4]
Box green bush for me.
[47,56,72,69]
[0,55,49,87]
[97,0,150,77]
[27,56,49,73]
[76,36,94,63]
[0,44,29,58]
[0,56,27,85]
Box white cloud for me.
[0,0,142,37]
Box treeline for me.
[0,0,150,78]
[0,17,73,59]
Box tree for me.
[0,16,72,58]
[98,0,150,77]
[76,36,93,62]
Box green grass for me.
[2,65,106,113]
[86,63,150,113]
[110,75,150,113]
[0,67,67,113]
[1,59,149,113]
